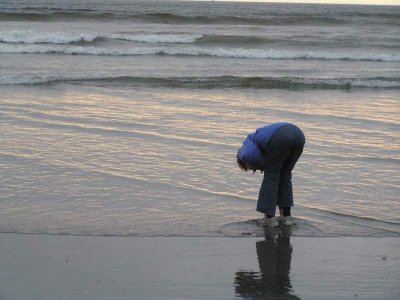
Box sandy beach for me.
[0,233,399,300]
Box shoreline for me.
[1,233,399,299]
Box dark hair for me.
[236,148,248,171]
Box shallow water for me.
[1,85,399,237]
[0,0,399,237]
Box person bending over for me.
[237,122,305,227]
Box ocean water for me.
[0,0,399,237]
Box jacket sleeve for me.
[251,129,269,153]
[238,135,266,170]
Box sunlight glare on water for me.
[1,85,399,236]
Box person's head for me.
[236,147,255,172]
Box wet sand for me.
[0,233,399,300]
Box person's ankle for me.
[283,207,291,217]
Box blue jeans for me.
[257,125,305,216]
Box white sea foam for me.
[111,33,203,44]
[0,30,203,44]
[1,43,399,62]
[0,30,98,44]
[0,74,56,85]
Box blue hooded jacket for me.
[238,122,292,171]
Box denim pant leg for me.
[257,129,292,215]
[277,138,305,209]
[257,125,305,216]
[277,170,293,209]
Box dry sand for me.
[0,233,399,300]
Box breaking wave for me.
[1,43,399,62]
[0,30,203,44]
[1,30,399,50]
[0,30,280,46]
[1,75,399,90]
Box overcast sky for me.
[212,0,400,5]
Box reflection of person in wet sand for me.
[234,230,300,299]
